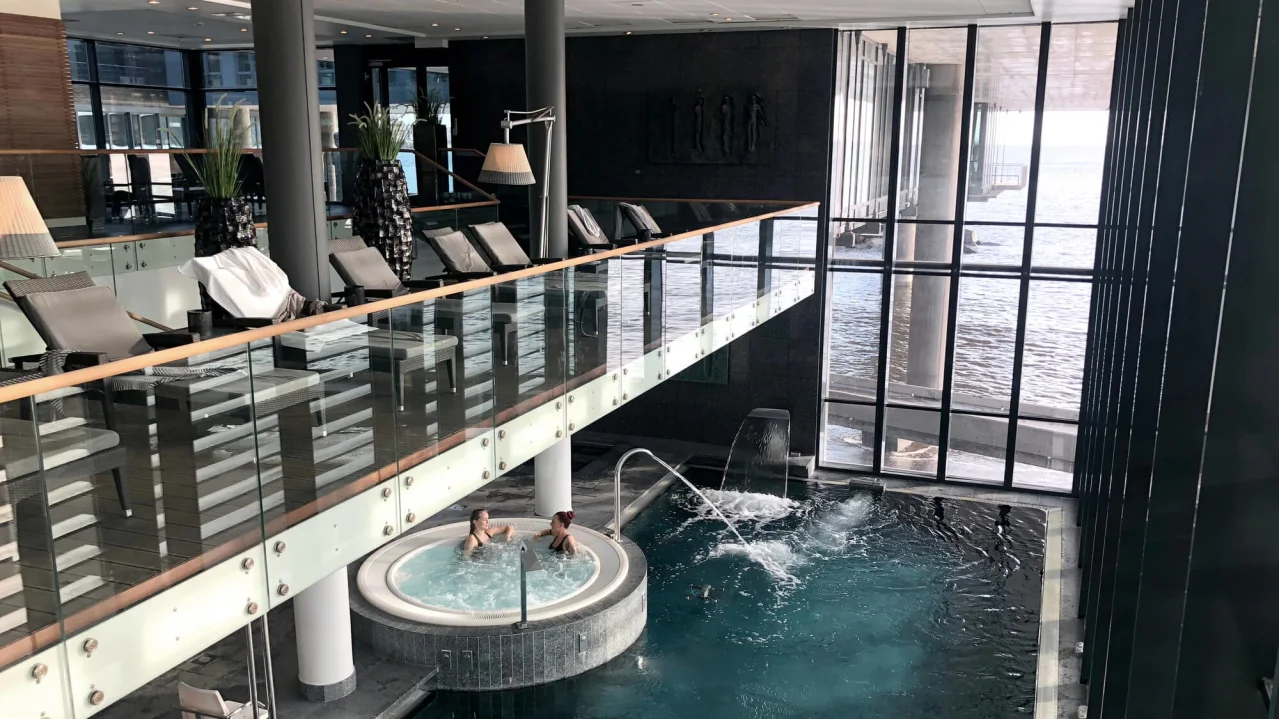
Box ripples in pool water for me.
[393,539,597,613]
[420,480,1046,718]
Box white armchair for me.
[178,682,269,719]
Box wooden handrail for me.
[51,200,500,249]
[442,147,486,158]
[0,147,364,156]
[568,195,812,205]
[0,202,819,405]
[412,149,497,202]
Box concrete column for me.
[295,568,356,701]
[250,0,329,300]
[905,64,964,390]
[525,0,568,259]
[534,437,572,517]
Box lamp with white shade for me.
[0,176,60,262]
[478,108,556,258]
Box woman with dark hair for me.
[534,511,578,555]
[463,508,514,553]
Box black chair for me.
[618,202,665,241]
[567,205,620,256]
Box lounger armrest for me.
[215,316,276,329]
[10,353,47,371]
[60,352,112,371]
[144,331,197,349]
[403,279,439,291]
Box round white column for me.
[294,569,356,701]
[534,437,573,517]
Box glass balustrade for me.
[0,201,816,717]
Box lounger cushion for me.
[24,285,151,358]
[469,222,531,267]
[567,205,610,247]
[619,202,662,234]
[430,231,492,274]
[420,226,455,239]
[331,246,405,292]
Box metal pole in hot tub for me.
[516,540,544,630]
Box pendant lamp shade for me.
[478,143,536,186]
[0,177,59,259]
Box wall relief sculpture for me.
[647,90,774,165]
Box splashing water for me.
[713,539,804,585]
[698,489,796,524]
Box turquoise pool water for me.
[393,541,597,613]
[420,479,1045,718]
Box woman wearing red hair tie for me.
[533,511,579,555]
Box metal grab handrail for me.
[0,201,819,406]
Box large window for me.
[820,23,1118,494]
[201,48,338,149]
[68,39,190,150]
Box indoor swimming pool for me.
[418,474,1047,718]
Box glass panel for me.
[966,25,1040,223]
[491,273,564,435]
[316,48,336,86]
[896,222,955,265]
[822,401,875,468]
[899,27,970,222]
[886,272,951,407]
[202,50,257,89]
[68,38,92,81]
[1012,419,1077,492]
[947,412,1007,483]
[0,400,71,718]
[825,271,881,403]
[1032,226,1098,269]
[566,257,622,403]
[73,84,99,149]
[95,42,187,87]
[962,224,1024,267]
[206,91,261,148]
[1020,280,1089,420]
[884,406,940,477]
[100,86,188,149]
[1035,23,1118,225]
[952,277,1019,411]
[830,29,898,227]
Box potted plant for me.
[179,97,257,258]
[350,103,416,282]
[413,89,448,204]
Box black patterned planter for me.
[353,158,415,282]
[194,197,257,258]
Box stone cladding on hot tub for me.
[350,536,647,691]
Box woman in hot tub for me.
[533,511,579,555]
[462,508,515,553]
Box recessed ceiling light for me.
[625,31,632,35]
[148,0,160,4]
[117,31,125,35]
[711,12,719,16]
[482,36,488,39]
[187,5,198,10]
[204,37,212,42]
[147,30,155,34]
[240,27,247,31]
[431,22,439,27]
[725,17,733,21]
[453,27,460,31]
[339,29,347,34]
[365,33,372,38]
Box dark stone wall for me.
[449,30,836,454]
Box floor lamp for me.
[478,107,557,259]
[0,176,61,275]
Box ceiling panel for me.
[60,0,1131,48]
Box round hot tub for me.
[351,518,647,691]
[358,518,629,627]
